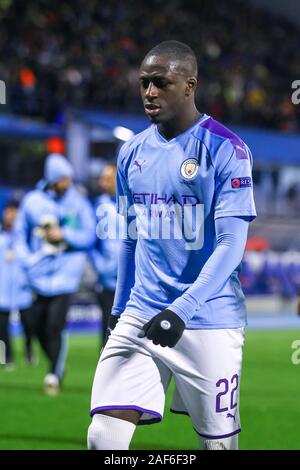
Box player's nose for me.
[145,82,158,98]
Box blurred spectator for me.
[15,153,96,394]
[286,183,300,213]
[0,200,33,368]
[242,247,300,300]
[89,163,123,346]
[1,0,299,131]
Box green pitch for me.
[0,329,300,450]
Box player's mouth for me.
[144,103,161,117]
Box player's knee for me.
[199,435,238,450]
[87,416,101,450]
[87,413,136,450]
[202,439,228,450]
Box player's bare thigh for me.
[96,409,142,425]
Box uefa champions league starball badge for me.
[180,158,199,180]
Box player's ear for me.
[185,77,197,96]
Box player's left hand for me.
[138,309,185,348]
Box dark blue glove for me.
[103,315,119,347]
[138,309,185,348]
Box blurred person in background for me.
[89,163,123,347]
[0,200,33,369]
[16,154,96,394]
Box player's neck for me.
[157,108,202,141]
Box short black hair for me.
[144,40,198,77]
[4,199,19,210]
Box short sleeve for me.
[214,140,257,221]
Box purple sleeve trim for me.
[197,428,241,439]
[90,405,162,420]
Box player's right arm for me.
[103,233,136,345]
[105,147,137,342]
[111,230,136,318]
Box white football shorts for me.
[90,311,245,439]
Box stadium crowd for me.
[242,249,300,299]
[0,0,299,131]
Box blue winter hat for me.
[44,153,74,185]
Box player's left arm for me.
[168,216,250,322]
[139,216,249,347]
[139,139,257,347]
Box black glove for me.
[103,315,119,347]
[138,309,185,348]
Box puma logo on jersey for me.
[226,412,236,422]
[134,160,146,173]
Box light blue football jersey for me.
[116,114,256,328]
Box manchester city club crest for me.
[180,158,199,180]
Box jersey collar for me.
[154,113,210,145]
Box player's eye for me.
[140,79,150,89]
[140,78,168,90]
[153,78,167,88]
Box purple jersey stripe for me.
[90,405,162,420]
[200,117,248,160]
[197,428,241,439]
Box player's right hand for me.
[103,315,119,347]
[138,309,185,348]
